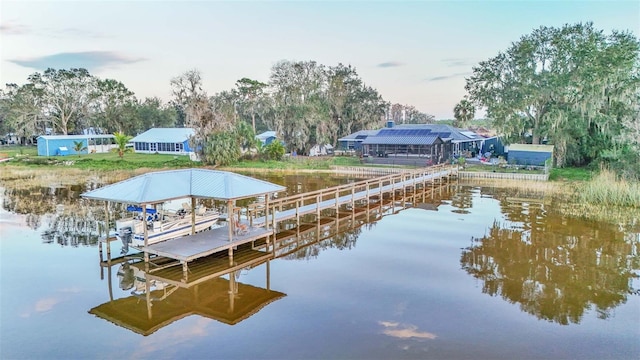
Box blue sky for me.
[1,0,638,119]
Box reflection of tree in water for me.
[461,211,640,325]
[2,185,113,246]
[450,185,474,214]
[282,225,365,261]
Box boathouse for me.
[81,168,286,274]
[130,128,195,155]
[37,134,116,156]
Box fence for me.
[457,171,549,181]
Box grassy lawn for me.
[0,145,38,158]
[1,148,366,171]
[225,156,363,170]
[549,167,593,181]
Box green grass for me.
[0,145,38,158]
[1,150,200,170]
[549,167,593,181]
[225,156,363,170]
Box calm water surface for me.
[0,173,638,359]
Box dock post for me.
[182,261,189,280]
[191,197,196,235]
[265,193,270,230]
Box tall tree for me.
[465,23,640,168]
[137,97,177,131]
[0,83,45,143]
[453,98,475,128]
[235,77,267,133]
[269,60,326,154]
[27,68,95,135]
[170,69,208,129]
[91,78,137,134]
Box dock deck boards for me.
[136,225,273,262]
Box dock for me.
[91,165,457,275]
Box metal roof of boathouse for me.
[81,168,285,204]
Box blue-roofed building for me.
[37,134,116,156]
[360,127,452,165]
[339,121,502,165]
[130,128,195,155]
[256,131,277,146]
[337,130,378,152]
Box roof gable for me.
[131,128,195,143]
[81,168,286,204]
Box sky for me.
[1,0,638,119]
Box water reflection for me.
[91,244,285,336]
[461,200,640,325]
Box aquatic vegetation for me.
[577,169,640,208]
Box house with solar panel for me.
[130,128,195,156]
[338,122,502,165]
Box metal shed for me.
[507,144,554,166]
[37,134,115,156]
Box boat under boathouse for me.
[81,168,286,275]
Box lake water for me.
[0,173,638,359]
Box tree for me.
[113,132,132,158]
[170,69,209,129]
[91,78,137,134]
[269,60,326,154]
[235,77,267,133]
[453,98,475,128]
[27,68,95,135]
[137,97,177,131]
[465,23,640,170]
[72,140,87,156]
[0,83,45,143]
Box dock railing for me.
[253,164,456,227]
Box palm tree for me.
[113,132,132,158]
[453,99,475,128]
[72,140,87,157]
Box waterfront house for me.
[130,128,195,155]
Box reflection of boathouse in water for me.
[90,244,285,336]
[85,167,452,334]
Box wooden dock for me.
[98,164,457,273]
[250,164,456,228]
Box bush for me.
[262,140,285,161]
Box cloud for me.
[379,321,437,339]
[378,61,404,68]
[0,21,105,38]
[0,22,31,35]
[9,51,147,72]
[442,58,474,67]
[45,27,106,39]
[425,72,471,82]
[35,297,61,312]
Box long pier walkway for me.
[99,164,457,276]
[249,163,457,228]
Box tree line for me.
[0,61,433,162]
